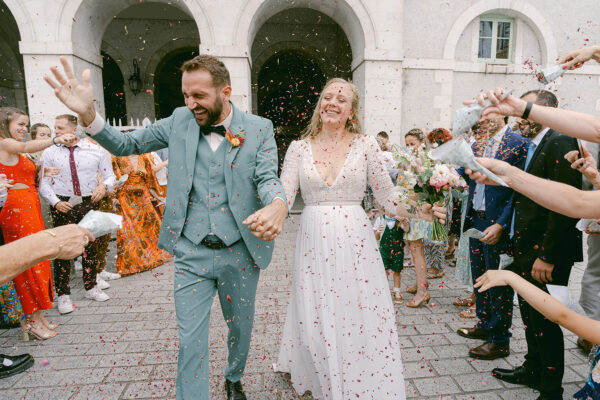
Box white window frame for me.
[477,15,514,64]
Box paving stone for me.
[72,383,126,400]
[122,379,174,399]
[413,376,462,396]
[105,366,154,382]
[430,358,475,375]
[454,372,505,391]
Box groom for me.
[45,56,288,400]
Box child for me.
[374,210,408,303]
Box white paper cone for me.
[430,138,509,187]
[78,210,123,237]
[452,90,512,137]
[538,64,567,85]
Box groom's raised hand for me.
[243,198,288,241]
[44,56,97,126]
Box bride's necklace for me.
[317,132,345,153]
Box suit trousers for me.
[516,258,565,397]
[469,213,513,345]
[173,235,260,400]
[51,197,100,295]
[579,234,600,320]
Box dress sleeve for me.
[279,140,303,210]
[364,136,398,215]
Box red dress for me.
[0,154,53,314]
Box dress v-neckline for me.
[308,138,355,188]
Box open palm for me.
[44,56,94,117]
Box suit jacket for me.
[512,129,583,285]
[91,104,285,269]
[463,129,529,240]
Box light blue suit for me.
[91,104,285,399]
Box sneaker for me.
[57,295,74,314]
[96,277,110,290]
[85,287,109,302]
[98,270,121,280]
[74,257,82,272]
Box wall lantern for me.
[128,59,142,95]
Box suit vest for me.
[181,137,241,246]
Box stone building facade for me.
[1,0,599,148]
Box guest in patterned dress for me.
[402,129,432,307]
[112,154,171,275]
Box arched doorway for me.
[153,48,198,119]
[0,2,25,110]
[101,52,127,125]
[251,7,352,163]
[257,51,326,156]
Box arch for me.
[153,47,199,118]
[235,0,374,66]
[443,0,557,64]
[144,38,201,89]
[252,41,334,88]
[2,0,35,42]
[57,0,213,53]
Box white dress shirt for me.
[39,140,116,206]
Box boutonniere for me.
[226,129,246,152]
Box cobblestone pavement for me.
[0,216,590,399]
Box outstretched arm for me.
[0,225,94,285]
[475,270,600,345]
[472,88,600,144]
[467,157,600,218]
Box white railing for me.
[111,117,154,131]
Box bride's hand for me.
[420,203,447,224]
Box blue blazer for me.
[462,128,529,234]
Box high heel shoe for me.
[405,293,431,308]
[43,322,58,330]
[406,283,428,294]
[21,322,57,342]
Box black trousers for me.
[50,197,100,295]
[516,258,565,398]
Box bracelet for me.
[521,101,533,120]
[52,136,58,146]
[41,230,63,260]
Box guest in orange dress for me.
[112,153,171,275]
[0,107,77,340]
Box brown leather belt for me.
[473,210,486,219]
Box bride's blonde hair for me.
[302,78,362,139]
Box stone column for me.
[204,45,252,113]
[353,58,404,145]
[20,42,105,127]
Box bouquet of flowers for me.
[393,145,466,242]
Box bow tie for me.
[201,125,226,136]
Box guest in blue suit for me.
[45,56,289,400]
[456,117,529,360]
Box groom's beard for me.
[520,122,544,138]
[193,98,224,127]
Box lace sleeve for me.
[364,135,398,215]
[280,140,303,210]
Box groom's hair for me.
[181,55,231,88]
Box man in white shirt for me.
[39,114,116,313]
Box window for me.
[478,16,513,63]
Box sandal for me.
[393,292,403,304]
[445,249,455,259]
[453,296,474,307]
[21,321,57,341]
[459,306,476,319]
[427,268,446,279]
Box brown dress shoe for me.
[456,326,488,340]
[468,342,509,360]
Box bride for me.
[275,78,445,399]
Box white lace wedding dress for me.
[275,135,406,399]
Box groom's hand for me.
[44,56,97,126]
[243,198,288,241]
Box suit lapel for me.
[185,119,200,185]
[224,104,244,191]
